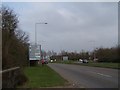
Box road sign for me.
[29,44,41,60]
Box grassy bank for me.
[74,62,119,69]
[20,65,67,88]
[54,60,119,69]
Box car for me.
[44,60,48,64]
[50,60,53,63]
[41,59,48,64]
[83,59,88,63]
[79,59,83,63]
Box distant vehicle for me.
[79,59,88,63]
[51,60,53,62]
[83,59,88,63]
[41,59,48,64]
[44,60,48,64]
[79,59,83,62]
[79,59,83,63]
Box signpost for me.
[29,44,41,61]
[63,56,68,61]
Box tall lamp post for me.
[35,22,47,61]
[35,22,47,45]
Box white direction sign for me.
[29,44,41,60]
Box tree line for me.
[2,6,29,69]
[49,46,119,63]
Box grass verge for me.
[54,60,119,69]
[19,65,67,88]
[74,62,119,69]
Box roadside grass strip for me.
[75,62,119,69]
[21,65,67,88]
[55,60,119,69]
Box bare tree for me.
[2,6,29,69]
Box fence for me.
[1,67,20,88]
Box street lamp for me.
[35,22,47,45]
[35,22,47,61]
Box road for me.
[48,63,119,88]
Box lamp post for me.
[35,22,47,61]
[35,22,47,45]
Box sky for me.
[3,2,118,53]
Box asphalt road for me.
[48,63,119,88]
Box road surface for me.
[48,63,119,88]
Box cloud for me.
[4,2,118,52]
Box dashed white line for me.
[88,71,112,78]
[97,73,112,77]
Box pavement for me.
[47,63,119,88]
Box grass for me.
[61,60,74,64]
[19,65,67,88]
[74,62,119,69]
[54,60,119,69]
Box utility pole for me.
[89,40,96,61]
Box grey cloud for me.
[5,2,118,52]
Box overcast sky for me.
[3,2,118,53]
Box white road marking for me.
[88,71,112,78]
[97,73,112,77]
